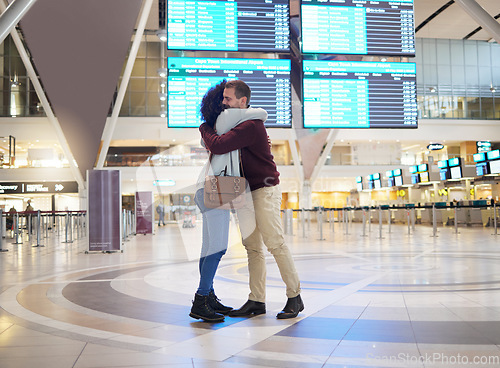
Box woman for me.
[190,80,267,322]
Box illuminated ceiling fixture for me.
[158,93,167,101]
[490,86,496,93]
[156,29,167,42]
[429,87,437,93]
[380,57,387,62]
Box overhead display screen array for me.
[167,0,289,52]
[301,0,415,56]
[167,57,291,128]
[303,60,417,128]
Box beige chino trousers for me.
[236,184,301,302]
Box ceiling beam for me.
[0,0,37,44]
[455,0,500,44]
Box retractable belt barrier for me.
[281,201,499,240]
[0,210,87,251]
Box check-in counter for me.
[421,203,446,226]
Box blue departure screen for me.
[167,57,291,128]
[167,0,289,52]
[301,0,415,56]
[303,60,417,128]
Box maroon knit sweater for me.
[199,119,280,191]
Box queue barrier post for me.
[361,209,367,237]
[378,206,384,239]
[345,208,349,236]
[432,204,438,237]
[367,207,371,233]
[0,210,7,252]
[33,210,44,247]
[454,205,459,234]
[407,208,411,235]
[44,213,49,238]
[57,213,61,237]
[318,208,324,240]
[63,212,73,244]
[411,208,416,232]
[288,209,294,236]
[13,212,22,244]
[27,213,32,240]
[493,202,498,236]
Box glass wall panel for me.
[436,39,450,65]
[464,42,478,65]
[451,64,465,86]
[450,40,465,65]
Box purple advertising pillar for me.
[87,170,121,252]
[135,191,153,234]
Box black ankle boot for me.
[276,295,304,319]
[189,293,224,322]
[208,291,233,315]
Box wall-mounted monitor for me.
[487,150,500,161]
[437,160,448,168]
[387,177,395,187]
[356,176,363,191]
[409,165,418,174]
[167,57,292,128]
[439,169,449,181]
[476,162,489,176]
[394,175,403,186]
[302,61,417,128]
[411,173,419,184]
[419,171,429,183]
[301,0,415,56]
[167,0,290,52]
[490,160,500,174]
[448,157,461,167]
[450,166,462,179]
[417,163,428,172]
[473,152,486,163]
[374,180,382,189]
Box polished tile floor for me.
[1,216,500,367]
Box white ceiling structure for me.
[413,0,499,41]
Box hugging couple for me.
[190,79,304,322]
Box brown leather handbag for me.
[204,152,248,210]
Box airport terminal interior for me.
[1,0,500,367]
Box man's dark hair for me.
[225,80,251,105]
[200,79,227,128]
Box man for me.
[199,80,303,319]
[156,203,165,226]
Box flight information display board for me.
[303,60,417,128]
[167,0,289,52]
[167,57,291,128]
[301,0,415,55]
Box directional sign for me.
[0,181,78,194]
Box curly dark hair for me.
[199,79,227,128]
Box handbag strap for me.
[205,150,245,178]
